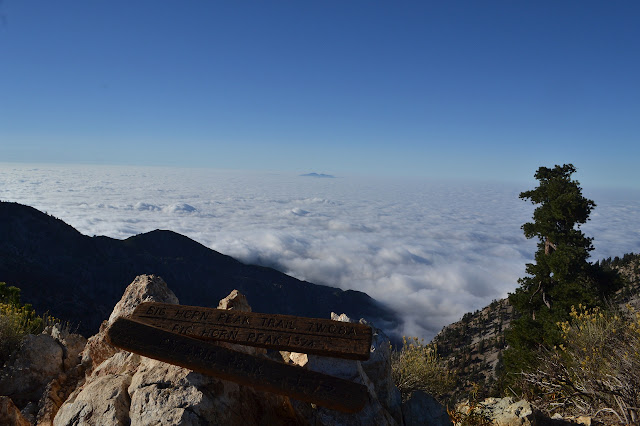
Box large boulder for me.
[82,274,179,372]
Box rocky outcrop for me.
[82,274,179,373]
[52,274,404,425]
[455,397,536,426]
[0,323,87,424]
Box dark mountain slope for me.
[0,201,399,335]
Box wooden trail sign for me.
[131,302,373,360]
[107,317,368,413]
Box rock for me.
[331,313,351,322]
[218,289,252,311]
[61,333,87,371]
[35,376,70,426]
[0,333,63,407]
[289,313,400,426]
[456,397,535,426]
[54,374,132,426]
[80,320,119,372]
[82,274,178,371]
[0,328,86,425]
[127,357,302,425]
[35,356,89,426]
[0,322,87,425]
[214,289,265,356]
[357,318,402,425]
[402,391,451,426]
[0,396,30,426]
[44,322,88,371]
[486,397,534,426]
[107,274,180,324]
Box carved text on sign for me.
[106,317,368,413]
[131,302,372,360]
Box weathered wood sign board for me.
[107,317,368,413]
[131,302,373,360]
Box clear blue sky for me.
[1,1,639,188]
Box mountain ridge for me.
[0,201,399,336]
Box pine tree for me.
[502,164,621,380]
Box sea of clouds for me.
[1,163,639,340]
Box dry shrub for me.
[520,304,640,424]
[391,336,455,402]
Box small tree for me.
[503,164,620,382]
[0,282,45,363]
[0,282,22,306]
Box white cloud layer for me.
[1,163,639,339]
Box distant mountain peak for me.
[300,173,335,178]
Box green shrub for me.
[391,336,455,402]
[0,282,64,365]
[0,282,22,306]
[0,302,45,363]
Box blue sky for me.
[1,1,639,187]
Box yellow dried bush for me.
[391,336,455,402]
[520,304,640,424]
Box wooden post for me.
[107,317,368,413]
[130,302,373,360]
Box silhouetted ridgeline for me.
[0,201,399,336]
